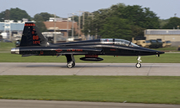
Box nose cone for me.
[11,48,19,54]
[157,51,165,54]
[155,51,164,57]
[137,47,165,56]
[150,50,165,55]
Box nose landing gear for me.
[136,56,142,68]
[66,54,75,68]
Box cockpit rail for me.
[101,38,139,47]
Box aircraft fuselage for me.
[11,22,164,68]
[12,40,164,57]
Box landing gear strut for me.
[65,54,75,68]
[136,56,142,68]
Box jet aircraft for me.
[11,22,164,68]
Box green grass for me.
[152,46,179,52]
[0,53,180,63]
[0,42,15,52]
[0,76,180,104]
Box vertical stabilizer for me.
[20,22,48,47]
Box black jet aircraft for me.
[11,22,164,68]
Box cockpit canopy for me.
[101,38,139,47]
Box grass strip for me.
[0,53,180,63]
[0,42,15,52]
[0,76,180,104]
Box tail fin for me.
[20,22,48,47]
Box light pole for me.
[53,14,57,44]
[71,13,77,39]
[71,13,75,39]
[78,12,80,37]
[78,11,84,38]
[67,14,69,37]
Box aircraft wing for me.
[56,48,102,55]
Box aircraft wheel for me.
[136,63,141,68]
[67,61,73,68]
[67,61,75,68]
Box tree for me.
[68,28,78,37]
[4,9,10,20]
[159,19,169,28]
[33,14,47,32]
[0,8,31,22]
[82,4,160,39]
[34,12,54,21]
[130,25,145,39]
[119,5,160,29]
[33,12,60,32]
[33,12,58,22]
[99,17,132,40]
[80,12,95,35]
[163,17,180,29]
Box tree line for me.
[81,3,180,40]
[0,5,180,40]
[0,8,54,32]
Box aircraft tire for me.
[67,61,73,68]
[136,63,141,68]
[67,61,75,68]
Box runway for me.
[0,100,180,108]
[0,63,180,76]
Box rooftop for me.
[145,29,180,35]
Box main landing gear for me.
[136,56,142,68]
[65,54,75,68]
[65,55,143,68]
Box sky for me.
[0,0,180,19]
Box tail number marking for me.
[33,36,39,40]
[33,35,40,44]
[33,41,40,44]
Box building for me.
[144,29,180,46]
[0,18,82,42]
[44,18,80,37]
[42,32,67,43]
[0,19,28,40]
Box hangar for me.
[144,29,180,46]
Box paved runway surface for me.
[1,63,180,108]
[0,63,180,76]
[0,100,180,108]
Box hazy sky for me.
[0,0,180,19]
